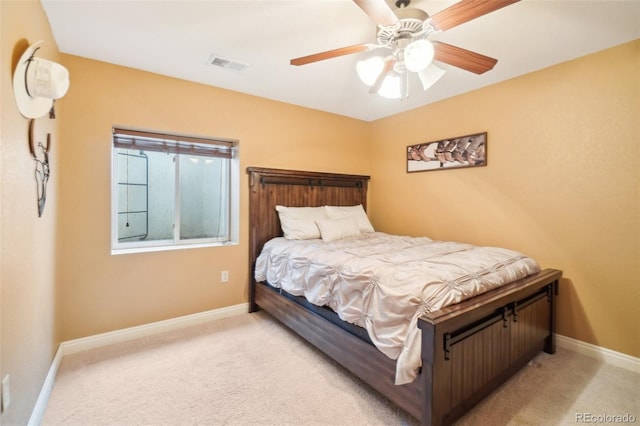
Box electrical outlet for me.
[221,270,229,283]
[2,374,10,412]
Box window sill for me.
[111,240,239,256]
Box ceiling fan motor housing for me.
[376,8,432,47]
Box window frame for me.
[110,127,239,255]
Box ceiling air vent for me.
[207,54,247,72]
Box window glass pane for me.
[147,150,175,241]
[179,155,229,241]
[116,148,175,242]
[117,149,149,241]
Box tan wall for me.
[368,40,640,358]
[56,55,371,341]
[1,1,61,424]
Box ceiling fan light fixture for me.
[356,56,386,86]
[378,74,402,99]
[404,39,435,72]
[418,63,446,90]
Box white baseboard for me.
[556,334,640,373]
[28,345,64,426]
[28,303,248,425]
[60,303,248,356]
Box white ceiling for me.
[41,0,639,122]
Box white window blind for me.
[113,128,234,158]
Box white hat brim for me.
[13,40,54,119]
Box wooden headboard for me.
[247,167,370,311]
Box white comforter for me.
[254,232,540,384]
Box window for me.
[111,128,239,254]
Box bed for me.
[247,166,562,426]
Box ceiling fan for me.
[290,0,520,99]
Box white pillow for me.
[324,204,375,233]
[275,206,327,240]
[316,217,361,242]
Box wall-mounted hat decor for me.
[12,40,70,217]
[13,40,70,119]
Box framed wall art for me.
[407,132,487,173]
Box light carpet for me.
[43,312,639,425]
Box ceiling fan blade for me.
[433,41,497,74]
[369,58,395,94]
[430,0,520,32]
[353,0,399,26]
[290,44,374,66]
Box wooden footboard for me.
[419,268,561,425]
